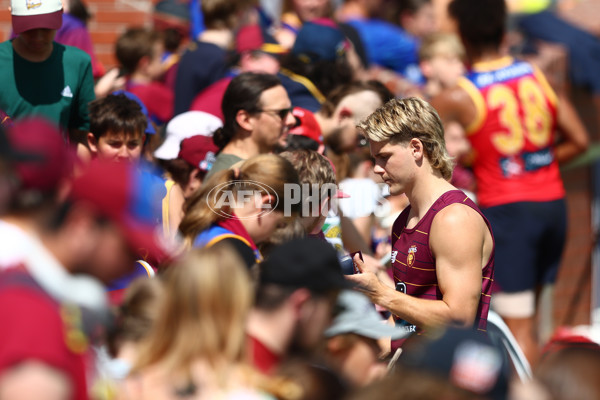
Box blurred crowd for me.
[0,0,599,399]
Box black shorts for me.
[482,199,567,293]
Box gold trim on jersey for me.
[206,233,253,249]
[531,64,558,108]
[457,77,487,135]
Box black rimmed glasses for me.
[258,107,293,120]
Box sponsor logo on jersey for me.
[391,250,398,264]
[407,245,417,267]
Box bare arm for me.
[430,86,478,129]
[347,204,487,329]
[340,213,373,255]
[553,93,589,164]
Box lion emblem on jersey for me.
[407,245,417,267]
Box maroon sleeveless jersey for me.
[390,190,495,349]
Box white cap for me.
[154,111,223,160]
[11,0,63,34]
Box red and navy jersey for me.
[193,217,263,265]
[457,56,564,207]
[390,190,494,349]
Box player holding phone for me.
[347,97,495,351]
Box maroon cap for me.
[178,135,219,172]
[69,160,170,265]
[6,116,74,193]
[289,107,323,145]
[236,24,287,55]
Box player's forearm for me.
[374,286,477,330]
[554,141,588,165]
[555,94,589,164]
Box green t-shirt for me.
[0,40,95,135]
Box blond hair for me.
[179,154,300,247]
[132,245,252,380]
[358,97,454,180]
[418,33,465,62]
[107,277,164,357]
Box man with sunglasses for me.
[205,72,296,180]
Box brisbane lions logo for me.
[407,245,417,267]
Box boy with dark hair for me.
[115,27,174,126]
[87,93,148,163]
[431,0,589,365]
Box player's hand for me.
[358,253,386,274]
[346,263,382,302]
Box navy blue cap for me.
[292,19,349,63]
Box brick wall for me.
[0,0,154,69]
[522,42,597,330]
[554,85,598,329]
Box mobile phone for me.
[339,251,363,275]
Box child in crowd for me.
[93,277,165,397]
[87,93,148,163]
[418,32,466,99]
[115,27,174,126]
[87,93,167,305]
[153,111,223,241]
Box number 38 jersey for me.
[457,56,564,207]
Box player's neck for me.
[469,49,503,66]
[406,173,455,220]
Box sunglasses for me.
[258,107,293,120]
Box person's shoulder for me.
[0,272,58,320]
[0,40,12,59]
[56,42,92,64]
[433,194,486,233]
[433,83,471,106]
